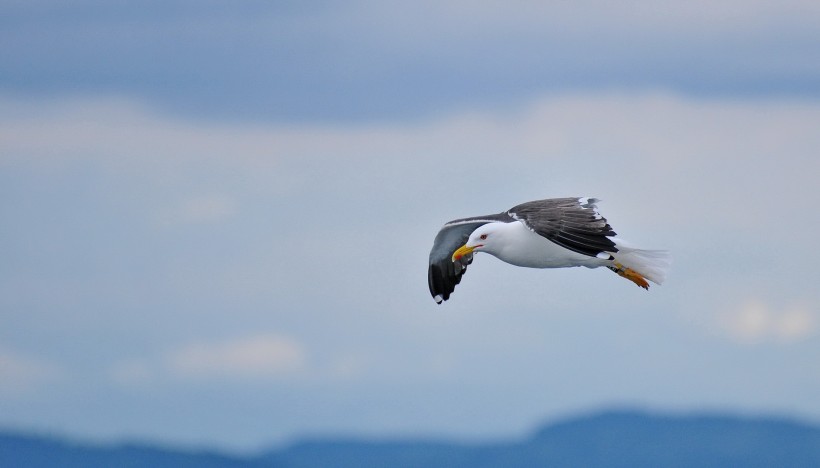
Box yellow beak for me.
[451,244,475,262]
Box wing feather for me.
[507,197,618,257]
[427,213,513,303]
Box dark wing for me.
[427,213,513,304]
[507,197,618,257]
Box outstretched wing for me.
[427,213,512,304]
[507,197,618,258]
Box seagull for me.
[428,197,670,303]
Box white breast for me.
[484,221,606,269]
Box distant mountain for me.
[267,410,820,468]
[0,431,259,468]
[3,410,820,468]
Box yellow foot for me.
[609,263,650,290]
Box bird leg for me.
[608,262,650,290]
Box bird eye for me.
[479,234,487,240]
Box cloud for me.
[0,350,59,395]
[4,92,816,236]
[166,334,307,380]
[110,337,373,387]
[719,300,816,344]
[4,91,820,447]
[109,334,308,387]
[3,91,819,327]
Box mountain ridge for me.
[3,409,820,467]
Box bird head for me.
[452,224,498,262]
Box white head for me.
[451,222,507,261]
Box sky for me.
[1,0,820,453]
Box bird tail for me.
[610,239,671,289]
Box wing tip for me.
[578,196,601,208]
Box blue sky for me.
[3,0,820,121]
[1,0,820,452]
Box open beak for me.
[452,244,479,262]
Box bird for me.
[428,197,670,304]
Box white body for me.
[468,221,669,284]
[477,221,606,268]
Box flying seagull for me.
[428,197,670,304]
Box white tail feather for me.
[611,239,671,285]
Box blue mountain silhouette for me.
[3,410,819,467]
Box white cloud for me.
[719,299,817,344]
[4,91,819,326]
[3,90,820,448]
[108,335,307,386]
[167,334,307,380]
[0,95,282,172]
[0,350,59,395]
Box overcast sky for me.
[1,0,819,453]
